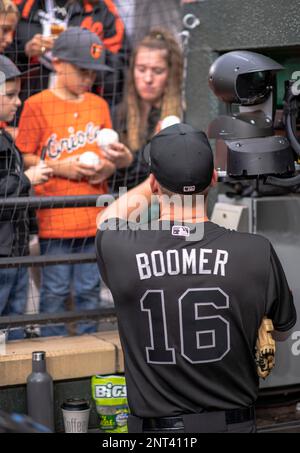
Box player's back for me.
[96,219,293,417]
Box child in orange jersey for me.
[16,27,118,336]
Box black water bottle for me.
[26,351,54,431]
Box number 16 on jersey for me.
[140,288,230,364]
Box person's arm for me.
[25,34,56,58]
[88,158,116,185]
[96,177,152,227]
[47,155,100,180]
[265,244,297,337]
[16,99,43,165]
[12,9,41,60]
[0,132,31,197]
[0,173,30,197]
[101,142,133,168]
[272,330,292,342]
[95,229,110,288]
[23,152,102,180]
[4,126,18,139]
[24,163,53,185]
[99,0,125,54]
[22,153,40,168]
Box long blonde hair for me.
[124,28,183,151]
[0,0,19,14]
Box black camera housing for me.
[208,50,296,179]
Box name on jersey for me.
[136,248,228,280]
[46,122,100,159]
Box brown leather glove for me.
[255,317,276,379]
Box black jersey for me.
[96,220,296,418]
[0,129,36,257]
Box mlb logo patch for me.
[172,225,190,237]
[183,185,196,192]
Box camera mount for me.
[208,50,300,188]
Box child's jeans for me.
[0,266,28,340]
[39,237,101,336]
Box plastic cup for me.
[61,399,90,433]
[50,22,66,37]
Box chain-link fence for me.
[0,0,200,341]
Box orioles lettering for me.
[46,122,100,159]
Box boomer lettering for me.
[136,248,229,280]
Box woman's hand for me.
[101,142,133,169]
[25,162,53,185]
[25,34,56,58]
[88,160,116,185]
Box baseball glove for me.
[255,317,276,379]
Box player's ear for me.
[149,174,159,195]
[52,58,62,73]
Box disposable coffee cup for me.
[61,399,90,433]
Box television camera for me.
[208,50,300,194]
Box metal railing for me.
[0,308,116,329]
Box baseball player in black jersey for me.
[95,123,296,433]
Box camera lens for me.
[236,71,273,105]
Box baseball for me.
[97,128,119,149]
[160,115,181,130]
[79,151,101,167]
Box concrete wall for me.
[0,332,124,432]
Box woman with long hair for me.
[0,0,18,54]
[105,27,184,191]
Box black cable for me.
[265,174,300,187]
[286,111,300,157]
[283,90,300,157]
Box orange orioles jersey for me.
[16,89,112,239]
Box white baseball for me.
[160,115,181,130]
[97,128,119,149]
[79,151,101,167]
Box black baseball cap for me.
[0,55,22,82]
[0,55,39,87]
[143,123,214,194]
[52,27,113,72]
